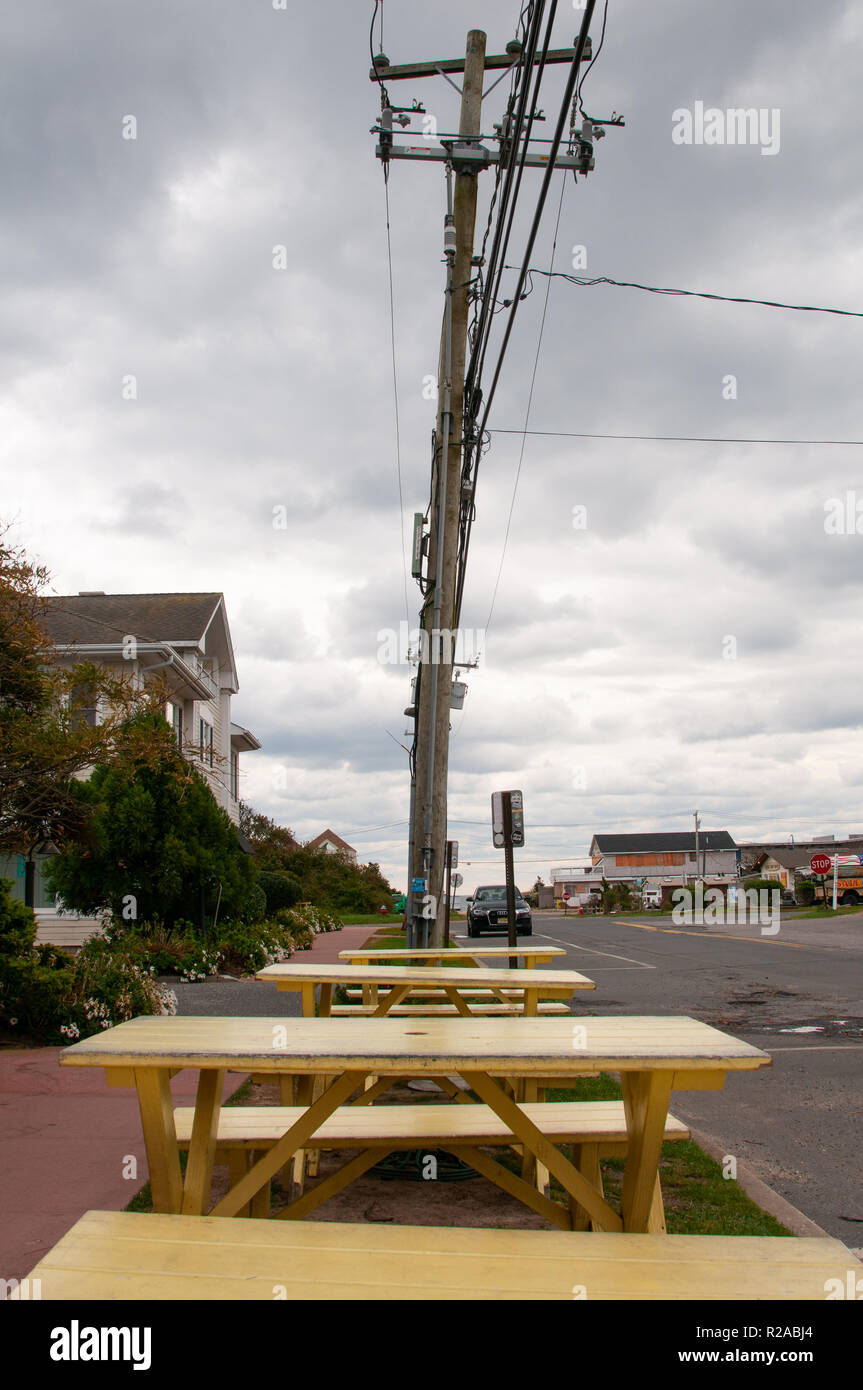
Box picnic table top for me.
[58,1014,772,1075]
[338,946,567,960]
[254,962,594,989]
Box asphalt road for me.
[477,910,863,1244]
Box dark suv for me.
[466,885,532,937]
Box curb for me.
[689,1126,835,1240]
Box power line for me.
[576,0,609,121]
[506,267,863,319]
[475,3,592,434]
[483,177,566,641]
[455,1,598,630]
[489,428,863,445]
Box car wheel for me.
[467,920,477,937]
[518,926,532,936]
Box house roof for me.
[591,831,737,854]
[230,722,261,752]
[307,829,356,855]
[750,839,863,870]
[753,848,821,871]
[38,593,224,647]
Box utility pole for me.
[412,29,486,945]
[371,21,602,947]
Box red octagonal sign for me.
[809,853,832,875]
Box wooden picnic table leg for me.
[371,983,413,1016]
[278,1075,297,1106]
[523,988,539,1017]
[319,983,333,1017]
[441,984,474,1017]
[294,1074,316,1179]
[301,983,316,1018]
[227,1151,252,1217]
[134,1067,184,1214]
[569,1144,604,1230]
[181,1067,226,1215]
[210,1069,368,1219]
[518,1078,550,1196]
[459,1070,622,1232]
[276,1074,298,1187]
[620,1070,674,1233]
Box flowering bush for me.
[0,900,178,1045]
[276,904,341,936]
[0,877,344,1044]
[178,947,221,983]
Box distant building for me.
[589,831,739,887]
[548,865,603,907]
[0,590,260,941]
[307,829,358,864]
[740,835,863,889]
[38,591,260,826]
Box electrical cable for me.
[504,268,863,319]
[488,428,863,445]
[455,0,597,630]
[369,1,389,108]
[576,0,608,120]
[482,177,566,645]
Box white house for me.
[0,591,260,939]
[37,590,260,825]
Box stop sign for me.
[562,891,571,901]
[810,853,832,875]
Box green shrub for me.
[0,888,178,1045]
[0,878,76,1039]
[258,871,302,913]
[796,879,816,905]
[743,877,780,894]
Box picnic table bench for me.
[173,1099,691,1227]
[254,962,594,1017]
[59,1013,771,1233]
[18,1210,860,1300]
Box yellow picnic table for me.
[338,945,567,967]
[254,961,594,1016]
[59,1013,771,1233]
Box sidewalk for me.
[0,922,379,1282]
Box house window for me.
[166,702,183,748]
[199,718,213,767]
[230,750,239,800]
[70,682,100,729]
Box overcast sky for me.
[3,0,863,891]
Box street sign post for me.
[444,840,459,947]
[809,853,834,911]
[491,790,524,956]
